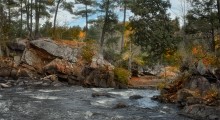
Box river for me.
[0,86,192,120]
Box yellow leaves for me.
[191,45,216,67]
[192,45,205,57]
[47,0,54,5]
[122,51,131,61]
[133,56,144,66]
[78,31,86,40]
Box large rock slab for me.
[21,49,44,70]
[30,39,79,62]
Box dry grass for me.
[54,39,85,48]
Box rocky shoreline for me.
[152,72,220,120]
[0,38,128,89]
[1,38,220,120]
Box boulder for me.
[185,76,211,94]
[14,56,21,66]
[21,49,45,71]
[177,89,196,101]
[186,97,203,105]
[214,68,220,82]
[0,83,12,88]
[82,66,116,88]
[197,60,207,75]
[17,68,34,78]
[30,39,79,62]
[90,54,114,70]
[91,92,112,98]
[43,58,78,75]
[129,95,143,100]
[0,68,12,77]
[40,74,58,81]
[179,104,220,120]
[113,102,128,109]
[7,39,27,51]
[67,75,81,85]
[0,46,4,57]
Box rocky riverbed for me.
[0,86,193,120]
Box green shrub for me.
[156,81,167,90]
[81,40,97,63]
[114,67,131,85]
[81,46,94,63]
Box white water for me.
[91,88,160,109]
[0,87,192,120]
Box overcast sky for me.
[52,0,187,27]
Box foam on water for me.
[91,98,116,107]
[108,89,160,108]
[92,88,114,92]
[31,95,63,100]
[38,89,61,93]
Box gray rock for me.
[113,102,128,109]
[0,83,11,88]
[30,39,78,62]
[179,104,220,120]
[129,95,143,100]
[21,49,43,67]
[14,56,21,66]
[7,40,26,51]
[177,89,195,107]
[185,76,211,95]
[92,92,111,98]
[0,68,11,77]
[42,81,51,86]
[52,81,64,87]
[197,60,207,75]
[0,46,3,57]
[99,79,107,88]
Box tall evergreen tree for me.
[74,0,96,39]
[98,0,118,52]
[53,0,74,39]
[186,0,219,52]
[129,0,178,62]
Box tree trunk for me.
[20,0,23,37]
[25,0,29,30]
[53,0,62,39]
[211,25,215,52]
[30,0,33,39]
[217,0,220,25]
[34,0,40,39]
[121,0,126,52]
[85,4,88,39]
[100,0,110,52]
[128,41,132,72]
[25,0,32,40]
[7,1,11,40]
[8,2,11,25]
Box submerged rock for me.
[129,95,143,100]
[113,102,128,109]
[0,83,12,88]
[91,92,112,98]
